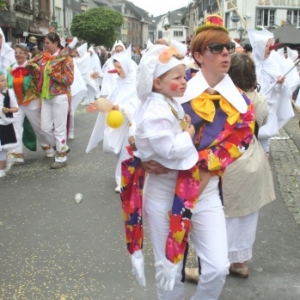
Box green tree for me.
[0,0,7,9]
[71,7,123,48]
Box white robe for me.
[86,51,139,154]
[0,28,15,72]
[71,59,88,112]
[248,28,294,143]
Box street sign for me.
[231,15,240,23]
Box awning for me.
[17,19,30,31]
[0,11,16,28]
[27,32,45,37]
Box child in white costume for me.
[127,44,199,298]
[100,40,125,97]
[248,28,294,153]
[0,71,18,178]
[86,47,140,192]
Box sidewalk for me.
[270,109,300,224]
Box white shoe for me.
[115,186,121,193]
[45,148,56,158]
[68,132,75,140]
[0,170,6,178]
[5,154,14,172]
[13,157,24,165]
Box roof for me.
[168,7,189,26]
[89,0,114,8]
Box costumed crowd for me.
[1,13,298,299]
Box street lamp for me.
[237,26,245,42]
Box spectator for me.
[131,47,141,65]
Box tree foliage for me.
[71,7,123,48]
[0,0,7,9]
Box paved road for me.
[0,107,299,300]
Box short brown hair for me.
[228,53,257,91]
[190,28,231,55]
[190,28,230,67]
[15,44,29,54]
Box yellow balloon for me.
[106,110,124,128]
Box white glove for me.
[131,250,146,287]
[68,37,78,49]
[155,257,179,291]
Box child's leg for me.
[0,151,7,177]
[9,107,25,163]
[144,193,185,300]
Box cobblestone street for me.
[271,109,300,224]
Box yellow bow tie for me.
[190,92,240,125]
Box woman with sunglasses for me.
[30,32,74,169]
[136,15,255,299]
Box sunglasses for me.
[206,42,236,54]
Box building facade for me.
[1,0,53,46]
[64,0,81,38]
[112,0,150,48]
[222,0,300,41]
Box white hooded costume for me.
[86,47,140,188]
[100,40,126,97]
[0,28,15,72]
[277,47,300,96]
[248,28,294,152]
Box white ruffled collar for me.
[177,71,247,113]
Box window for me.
[173,31,183,37]
[128,22,131,29]
[65,7,73,28]
[256,9,275,27]
[122,35,127,43]
[122,22,127,29]
[287,10,300,27]
[55,7,61,26]
[225,11,238,29]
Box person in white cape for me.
[248,28,294,153]
[86,46,140,192]
[0,27,16,72]
[67,41,88,139]
[81,46,103,106]
[100,40,126,98]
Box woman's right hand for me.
[184,124,195,138]
[198,168,210,197]
[140,160,170,174]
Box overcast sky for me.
[130,0,191,16]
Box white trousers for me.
[226,211,259,263]
[69,109,75,134]
[144,194,229,300]
[41,95,69,162]
[84,86,96,104]
[258,137,269,153]
[0,150,6,161]
[10,99,55,154]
